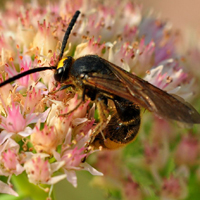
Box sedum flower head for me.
[0,0,199,199]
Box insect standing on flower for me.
[0,10,200,150]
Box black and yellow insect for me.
[0,10,200,150]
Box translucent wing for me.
[84,58,200,124]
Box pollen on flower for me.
[9,57,14,62]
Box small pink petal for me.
[50,161,65,172]
[81,162,103,176]
[64,170,77,187]
[88,104,95,119]
[72,118,88,126]
[17,127,33,137]
[76,130,91,148]
[27,108,50,124]
[63,128,72,146]
[0,181,18,196]
[0,138,19,152]
[47,174,66,185]
[15,163,25,175]
[53,150,61,162]
[0,131,13,145]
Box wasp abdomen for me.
[92,97,141,149]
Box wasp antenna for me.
[0,66,56,88]
[59,10,81,60]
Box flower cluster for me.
[0,0,199,199]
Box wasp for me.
[0,10,200,150]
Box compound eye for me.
[54,56,73,83]
[54,67,63,82]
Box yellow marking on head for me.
[57,58,67,69]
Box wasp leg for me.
[86,96,110,148]
[59,87,86,117]
[58,84,76,91]
[49,83,75,95]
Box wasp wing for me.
[84,58,200,124]
[84,74,136,101]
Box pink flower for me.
[0,101,49,145]
[144,59,194,99]
[74,37,105,58]
[33,20,58,57]
[0,138,23,196]
[31,123,58,154]
[138,17,176,65]
[54,128,103,187]
[62,147,86,169]
[5,55,42,90]
[24,87,47,113]
[24,154,66,186]
[0,138,24,177]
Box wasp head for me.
[54,56,74,83]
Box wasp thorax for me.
[54,56,74,82]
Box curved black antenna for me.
[0,66,56,87]
[59,10,81,60]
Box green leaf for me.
[11,173,49,200]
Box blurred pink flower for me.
[175,134,199,166]
[161,175,188,200]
